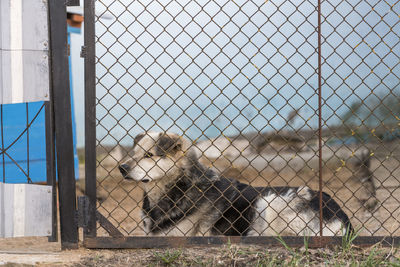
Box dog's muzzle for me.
[119,164,150,183]
[118,164,132,179]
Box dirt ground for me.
[0,238,286,267]
[0,237,74,266]
[94,141,400,237]
[2,140,400,266]
[1,236,400,266]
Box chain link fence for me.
[92,0,400,239]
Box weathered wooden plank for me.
[0,183,52,238]
[45,101,58,242]
[84,0,97,239]
[48,0,78,249]
[83,236,400,249]
[96,211,124,238]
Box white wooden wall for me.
[0,0,52,238]
[0,0,50,104]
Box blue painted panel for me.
[0,102,46,183]
[1,25,80,184]
[68,25,80,180]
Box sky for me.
[70,0,400,147]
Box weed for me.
[153,249,182,266]
[303,232,310,261]
[72,237,400,267]
[274,232,294,255]
[342,225,362,253]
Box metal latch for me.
[80,46,87,58]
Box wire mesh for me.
[0,102,46,184]
[93,0,400,238]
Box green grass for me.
[153,249,183,266]
[342,225,362,253]
[268,229,400,267]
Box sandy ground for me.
[1,141,399,265]
[0,237,79,266]
[94,141,400,237]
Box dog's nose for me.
[118,164,130,177]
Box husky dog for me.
[119,132,353,236]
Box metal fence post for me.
[48,0,78,249]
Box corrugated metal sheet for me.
[0,0,50,104]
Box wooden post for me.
[48,0,78,249]
[84,0,97,239]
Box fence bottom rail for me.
[83,236,400,249]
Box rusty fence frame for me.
[81,0,400,248]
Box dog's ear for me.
[133,133,145,146]
[156,133,183,156]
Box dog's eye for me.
[144,152,153,158]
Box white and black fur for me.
[119,132,353,236]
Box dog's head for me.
[119,132,194,183]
